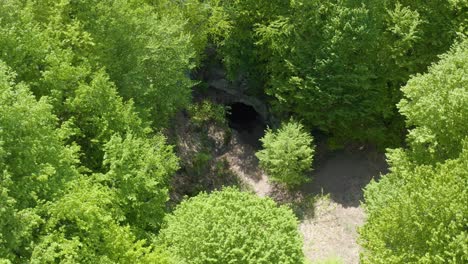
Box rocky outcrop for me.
[203,63,271,124]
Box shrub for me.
[188,100,228,128]
[190,151,213,176]
[360,145,468,263]
[360,39,468,263]
[256,120,315,187]
[398,38,468,163]
[100,133,179,237]
[158,188,304,264]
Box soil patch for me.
[222,133,388,263]
[169,109,388,263]
[301,149,388,207]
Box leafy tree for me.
[99,133,179,238]
[0,61,179,262]
[376,0,467,77]
[164,0,217,63]
[360,39,468,263]
[256,120,314,187]
[158,188,304,264]
[360,145,468,263]
[208,0,290,90]
[31,178,175,264]
[398,38,468,163]
[0,1,191,262]
[64,69,148,171]
[254,0,402,146]
[0,61,79,209]
[0,0,194,173]
[0,0,94,109]
[0,61,79,261]
[63,0,195,124]
[188,100,228,128]
[206,0,466,147]
[0,0,196,126]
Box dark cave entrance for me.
[227,102,265,148]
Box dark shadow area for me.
[227,102,265,149]
[299,149,388,207]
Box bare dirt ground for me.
[218,131,271,197]
[220,132,388,264]
[170,111,387,264]
[299,150,387,263]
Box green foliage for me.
[1,0,467,262]
[0,29,181,261]
[379,0,467,75]
[158,188,304,264]
[209,0,290,88]
[31,178,173,264]
[65,0,195,123]
[207,0,466,147]
[0,0,197,175]
[360,146,468,263]
[398,38,468,163]
[0,61,77,261]
[0,0,195,126]
[0,1,188,262]
[313,256,344,264]
[188,100,228,127]
[360,39,468,263]
[65,69,148,171]
[0,61,179,261]
[100,133,179,238]
[257,1,386,144]
[256,120,315,187]
[190,151,213,176]
[169,0,215,63]
[0,61,79,209]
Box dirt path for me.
[300,198,365,263]
[219,132,271,197]
[221,132,387,264]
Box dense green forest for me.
[0,0,466,263]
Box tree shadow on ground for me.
[299,148,388,208]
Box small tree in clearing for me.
[256,120,315,187]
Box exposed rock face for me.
[202,62,271,125]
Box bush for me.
[100,133,179,237]
[360,145,468,263]
[398,38,468,163]
[158,188,304,264]
[360,39,468,263]
[256,120,315,187]
[188,100,228,128]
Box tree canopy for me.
[360,38,468,264]
[158,188,305,264]
[0,0,466,263]
[256,120,315,187]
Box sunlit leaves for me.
[398,38,468,163]
[158,188,304,264]
[101,133,179,237]
[256,120,314,187]
[360,38,468,263]
[360,146,468,263]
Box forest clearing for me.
[0,1,466,263]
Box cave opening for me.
[227,102,265,148]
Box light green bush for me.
[398,38,468,163]
[360,39,468,263]
[158,188,304,264]
[256,120,315,187]
[360,145,468,263]
[188,100,228,128]
[313,256,344,264]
